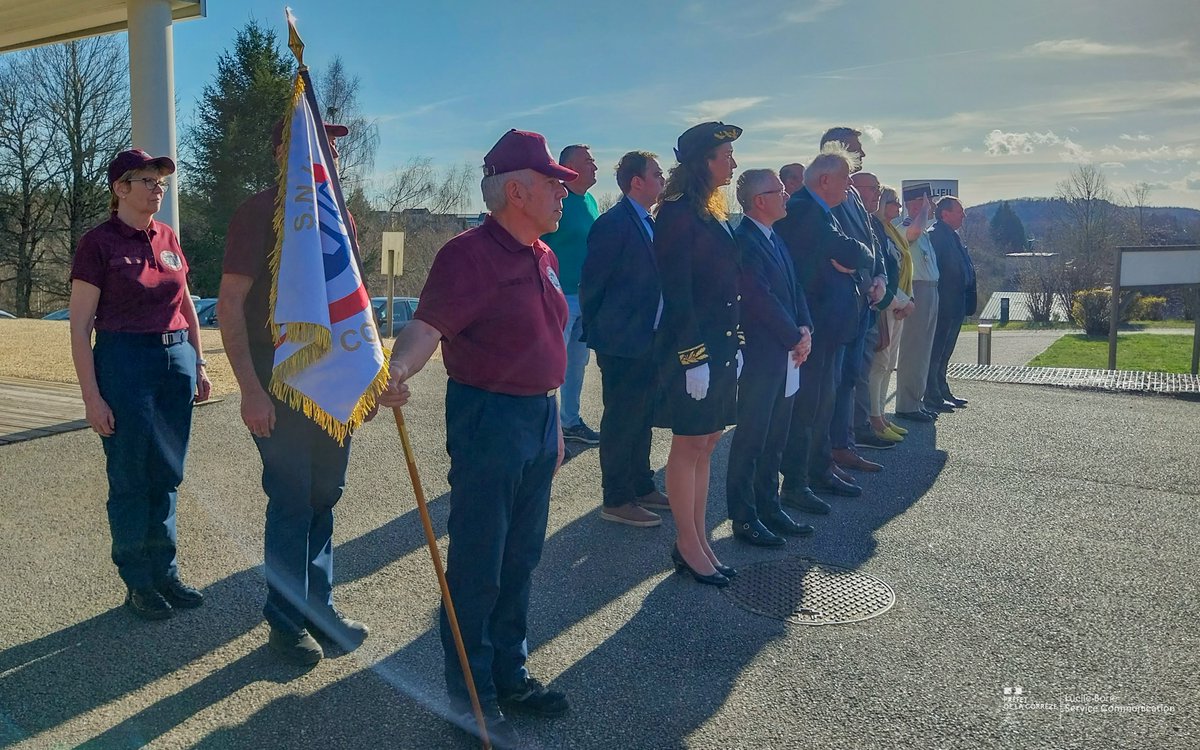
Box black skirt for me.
[654,357,738,436]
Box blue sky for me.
[171,0,1200,210]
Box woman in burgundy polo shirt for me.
[68,149,211,621]
[654,122,744,588]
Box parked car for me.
[0,309,15,319]
[42,308,70,321]
[371,296,419,333]
[194,298,219,327]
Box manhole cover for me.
[723,556,895,625]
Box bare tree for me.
[1048,164,1120,296]
[1123,181,1151,245]
[0,55,63,316]
[28,37,130,288]
[318,56,378,195]
[595,191,619,212]
[376,157,472,219]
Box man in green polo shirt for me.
[541,144,600,444]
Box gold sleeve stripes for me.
[678,344,708,367]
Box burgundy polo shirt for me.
[222,187,278,358]
[70,214,190,333]
[416,215,568,396]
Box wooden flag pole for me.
[392,407,491,750]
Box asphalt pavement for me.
[0,360,1196,750]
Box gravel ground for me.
[0,345,1196,749]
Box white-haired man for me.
[379,129,575,748]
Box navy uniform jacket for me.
[579,196,660,360]
[735,217,812,370]
[654,195,741,371]
[929,221,978,316]
[774,187,871,345]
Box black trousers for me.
[595,353,657,508]
[725,348,792,523]
[927,299,966,404]
[780,336,842,492]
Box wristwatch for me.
[197,357,208,367]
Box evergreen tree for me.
[180,21,293,293]
[989,201,1027,251]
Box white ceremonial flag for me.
[268,73,388,443]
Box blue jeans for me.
[94,331,196,590]
[560,294,590,428]
[253,400,351,632]
[441,380,557,709]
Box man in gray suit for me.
[579,151,670,527]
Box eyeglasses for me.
[125,177,169,191]
[756,189,788,197]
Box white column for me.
[127,0,179,232]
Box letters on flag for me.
[269,74,388,444]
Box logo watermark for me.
[1000,686,1177,716]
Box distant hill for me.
[965,198,1200,248]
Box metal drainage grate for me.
[723,556,895,626]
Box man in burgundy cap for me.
[378,129,574,746]
[217,120,369,667]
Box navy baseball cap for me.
[674,121,742,162]
[483,129,578,181]
[107,149,175,187]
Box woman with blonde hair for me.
[654,122,743,587]
[867,185,915,440]
[69,149,210,620]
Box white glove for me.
[685,363,710,401]
[736,350,744,380]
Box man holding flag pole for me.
[217,12,389,667]
[378,128,576,748]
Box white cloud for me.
[782,0,845,24]
[1022,38,1189,58]
[1119,133,1152,142]
[861,124,883,144]
[676,97,768,123]
[962,147,974,153]
[1100,161,1126,169]
[1144,182,1171,190]
[1059,138,1092,162]
[983,129,1064,155]
[1186,178,1200,190]
[1099,144,1196,160]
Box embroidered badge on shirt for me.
[546,267,563,292]
[160,250,183,271]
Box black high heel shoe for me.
[672,544,737,579]
[671,545,730,588]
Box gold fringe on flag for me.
[266,72,389,445]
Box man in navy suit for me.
[775,145,875,511]
[579,151,670,527]
[726,169,815,546]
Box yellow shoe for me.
[875,427,904,443]
[885,421,908,435]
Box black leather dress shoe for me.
[780,487,832,515]
[925,401,954,413]
[922,408,940,420]
[895,410,934,423]
[811,474,863,498]
[948,396,968,407]
[732,519,786,547]
[127,588,173,620]
[762,511,815,537]
[156,578,204,609]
